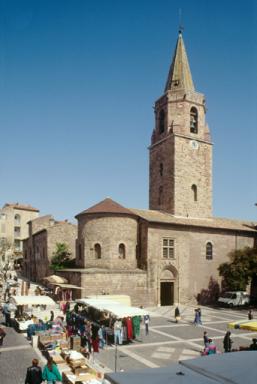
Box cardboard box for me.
[74,373,97,383]
[69,358,86,368]
[71,365,89,375]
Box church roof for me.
[129,208,257,233]
[76,198,136,218]
[164,32,195,93]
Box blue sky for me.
[0,0,256,222]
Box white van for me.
[218,291,250,307]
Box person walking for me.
[193,309,200,326]
[25,359,43,384]
[174,307,180,323]
[203,331,209,348]
[198,308,202,325]
[223,331,233,352]
[2,301,11,327]
[248,309,253,320]
[143,314,150,335]
[42,357,62,384]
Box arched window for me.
[190,107,198,134]
[118,243,126,259]
[14,214,21,225]
[206,242,213,260]
[159,109,165,134]
[158,186,163,205]
[159,163,163,176]
[191,184,197,202]
[94,243,101,259]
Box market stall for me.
[51,283,85,302]
[75,298,149,345]
[37,327,105,384]
[9,295,58,331]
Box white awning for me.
[42,275,68,284]
[51,283,85,290]
[75,298,149,318]
[10,295,56,306]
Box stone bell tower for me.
[149,31,212,218]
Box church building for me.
[58,32,257,306]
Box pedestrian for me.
[2,301,11,327]
[25,358,43,384]
[0,326,6,346]
[223,331,233,352]
[249,338,257,351]
[98,325,106,348]
[50,310,54,322]
[174,307,180,323]
[203,331,209,348]
[193,309,200,326]
[42,357,62,384]
[248,309,253,320]
[143,314,150,335]
[198,308,202,325]
[203,339,217,355]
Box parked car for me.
[218,291,250,307]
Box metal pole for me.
[114,340,118,372]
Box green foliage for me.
[218,247,257,291]
[50,243,71,270]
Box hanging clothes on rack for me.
[114,320,122,345]
[126,317,133,340]
[132,316,141,338]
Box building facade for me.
[0,203,39,268]
[23,215,77,281]
[40,32,257,305]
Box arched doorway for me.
[159,267,178,306]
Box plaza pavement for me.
[95,305,257,373]
[1,305,257,382]
[0,317,45,384]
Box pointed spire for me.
[164,32,195,93]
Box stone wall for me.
[23,221,77,282]
[33,230,48,280]
[78,215,138,270]
[174,135,212,218]
[47,222,77,261]
[147,224,256,305]
[80,270,151,307]
[149,86,212,218]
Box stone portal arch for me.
[159,266,178,306]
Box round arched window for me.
[118,243,126,259]
[94,243,101,259]
[190,107,198,134]
[206,242,213,260]
[14,214,21,225]
[159,109,165,134]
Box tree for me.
[218,247,257,291]
[0,239,14,269]
[50,242,71,270]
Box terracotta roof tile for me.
[4,202,39,212]
[76,198,136,217]
[129,208,257,233]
